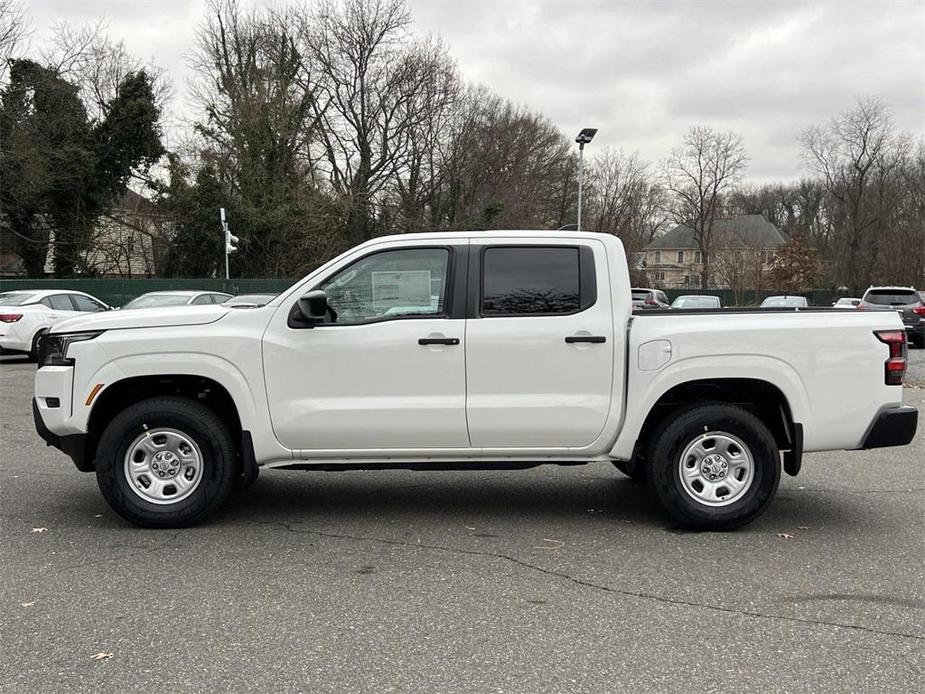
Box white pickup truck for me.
[33,231,918,530]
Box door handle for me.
[418,337,460,346]
[565,335,606,344]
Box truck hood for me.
[50,305,229,334]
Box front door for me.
[263,243,470,452]
[465,240,616,449]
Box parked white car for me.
[122,290,232,309]
[32,231,918,530]
[832,297,861,309]
[670,295,722,309]
[0,290,110,359]
[760,295,808,308]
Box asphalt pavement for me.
[1,351,923,693]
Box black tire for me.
[95,396,237,528]
[913,334,925,350]
[28,329,46,362]
[611,459,646,485]
[647,403,780,531]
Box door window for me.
[320,248,449,324]
[482,247,580,316]
[191,295,213,305]
[70,294,106,312]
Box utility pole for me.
[575,128,598,231]
[221,208,238,280]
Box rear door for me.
[465,239,615,448]
[41,294,77,320]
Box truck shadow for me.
[222,466,874,533]
[231,468,667,527]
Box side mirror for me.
[851,299,860,307]
[298,290,328,324]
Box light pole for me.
[575,127,597,231]
[221,208,238,280]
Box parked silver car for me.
[122,291,232,309]
[223,294,277,308]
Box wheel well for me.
[85,375,242,468]
[633,379,796,462]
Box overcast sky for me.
[23,0,925,182]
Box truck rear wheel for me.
[647,404,780,530]
[95,396,237,528]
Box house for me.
[80,190,162,278]
[0,190,162,278]
[642,214,788,289]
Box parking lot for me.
[1,352,923,693]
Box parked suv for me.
[631,288,669,310]
[859,287,925,348]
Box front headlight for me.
[39,331,104,367]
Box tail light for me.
[875,330,907,385]
[0,313,23,323]
[913,306,925,316]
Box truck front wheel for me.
[95,397,237,528]
[647,404,780,530]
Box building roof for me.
[645,215,787,250]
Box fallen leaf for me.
[21,601,35,607]
[90,653,113,661]
[776,533,794,540]
[797,526,810,531]
[31,528,47,533]
[534,538,565,550]
[94,514,103,518]
[465,526,475,530]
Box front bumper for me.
[860,406,918,449]
[32,398,92,471]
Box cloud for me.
[23,0,925,182]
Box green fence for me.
[0,278,295,308]
[0,277,845,309]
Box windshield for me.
[123,294,191,309]
[0,292,36,306]
[863,290,920,306]
[672,296,720,309]
[761,296,807,308]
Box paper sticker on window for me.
[371,270,432,313]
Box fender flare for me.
[610,354,810,460]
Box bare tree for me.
[41,21,173,123]
[587,148,668,254]
[664,126,748,288]
[301,0,456,243]
[801,98,911,291]
[0,0,30,83]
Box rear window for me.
[864,290,920,305]
[631,291,651,301]
[46,295,74,311]
[0,293,35,306]
[482,247,581,316]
